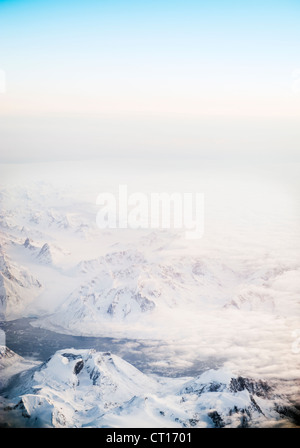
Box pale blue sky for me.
[0,0,299,162]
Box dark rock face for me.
[208,411,225,428]
[24,238,30,248]
[12,400,30,419]
[89,367,100,385]
[73,360,84,375]
[275,404,300,426]
[250,396,264,414]
[181,381,226,396]
[62,353,82,361]
[229,377,272,398]
[238,414,249,428]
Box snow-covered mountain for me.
[35,243,53,265]
[224,285,275,312]
[0,346,39,390]
[21,239,54,265]
[32,239,300,337]
[0,246,42,320]
[0,348,298,428]
[33,246,241,334]
[0,183,94,241]
[0,346,23,370]
[0,174,299,428]
[1,181,299,329]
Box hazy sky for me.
[0,0,299,162]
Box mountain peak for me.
[36,243,52,264]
